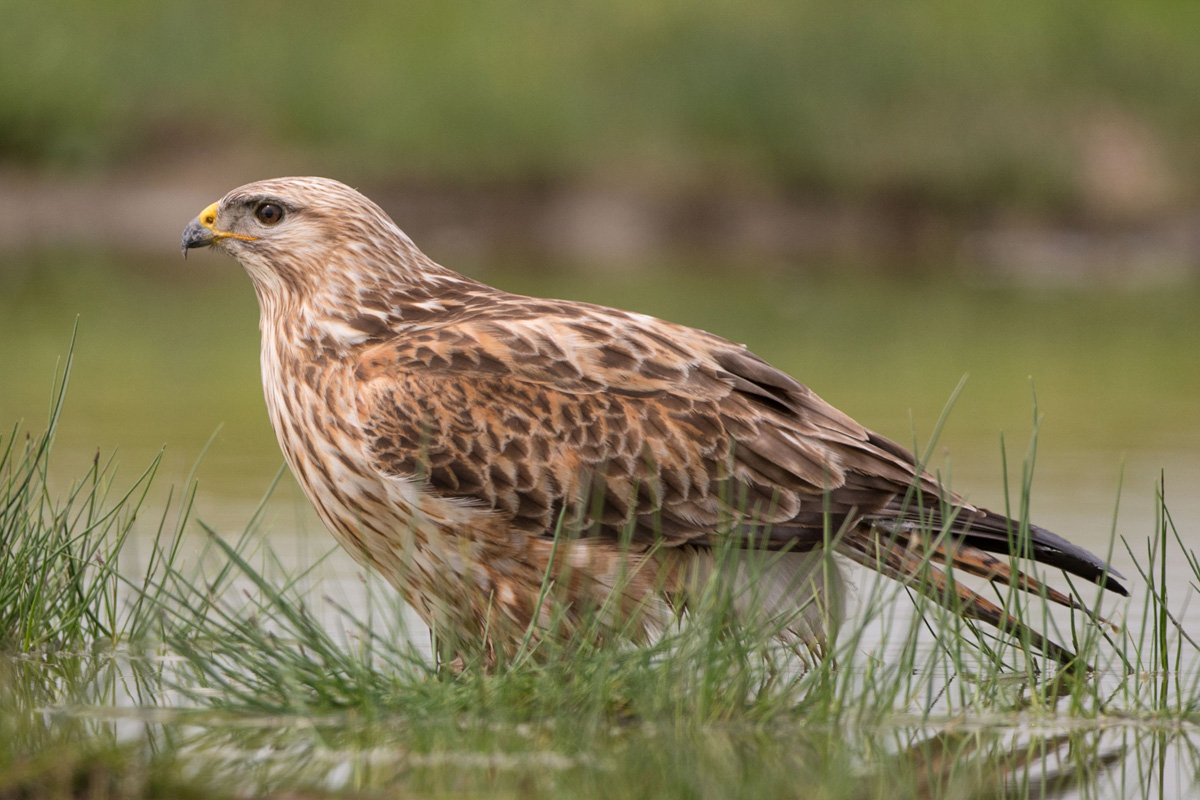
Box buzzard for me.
[181,177,1125,666]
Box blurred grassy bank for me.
[3,0,1199,220]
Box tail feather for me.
[924,539,1081,612]
[837,523,1104,668]
[865,498,1128,596]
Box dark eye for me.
[254,202,284,225]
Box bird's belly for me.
[275,420,509,628]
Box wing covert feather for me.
[353,309,926,548]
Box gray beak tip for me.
[180,218,214,258]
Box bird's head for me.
[181,177,438,302]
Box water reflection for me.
[2,651,1189,800]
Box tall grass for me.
[0,330,161,652]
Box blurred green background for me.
[6,0,1200,210]
[0,0,1196,547]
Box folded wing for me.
[354,298,1126,663]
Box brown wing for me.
[352,303,933,550]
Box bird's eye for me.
[254,202,284,225]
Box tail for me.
[837,500,1127,669]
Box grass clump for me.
[0,335,161,653]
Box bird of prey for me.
[181,177,1126,667]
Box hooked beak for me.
[180,217,212,258]
[181,201,257,258]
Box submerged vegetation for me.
[2,346,1198,799]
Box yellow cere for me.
[198,200,258,242]
[199,201,220,230]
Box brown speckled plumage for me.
[182,177,1127,666]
